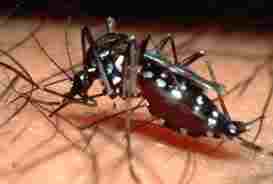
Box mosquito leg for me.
[154,34,178,64]
[0,49,37,88]
[8,75,71,107]
[80,98,146,153]
[212,60,270,102]
[0,57,61,109]
[204,60,231,118]
[0,75,19,101]
[252,69,273,143]
[237,61,272,97]
[0,51,37,128]
[7,62,81,105]
[48,101,70,117]
[36,63,81,86]
[0,79,59,108]
[121,34,140,155]
[0,72,62,130]
[2,17,46,56]
[179,50,206,67]
[48,91,106,117]
[9,91,94,153]
[0,61,40,117]
[0,89,31,128]
[139,34,151,59]
[64,16,75,76]
[7,74,100,117]
[123,35,144,183]
[81,26,96,71]
[32,102,86,151]
[81,26,114,96]
[0,70,91,148]
[32,34,73,81]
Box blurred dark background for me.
[0,1,273,30]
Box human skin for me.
[0,16,273,184]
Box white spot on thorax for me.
[100,50,110,58]
[112,76,121,85]
[115,55,124,72]
[106,63,114,74]
[143,71,154,78]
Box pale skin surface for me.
[0,16,272,184]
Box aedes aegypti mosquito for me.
[0,16,269,157]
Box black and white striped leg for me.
[154,34,178,64]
